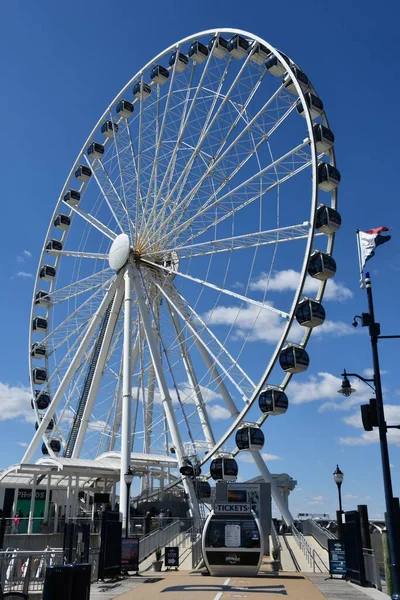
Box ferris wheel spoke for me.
[67,203,117,241]
[46,250,109,260]
[110,113,135,242]
[48,269,113,305]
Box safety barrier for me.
[0,549,63,595]
[291,524,329,573]
[301,518,336,551]
[363,547,382,591]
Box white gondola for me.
[33,391,50,410]
[313,124,335,153]
[318,162,341,192]
[210,455,238,481]
[46,239,63,253]
[249,41,270,64]
[116,99,134,118]
[35,291,50,306]
[227,34,250,59]
[31,342,47,359]
[296,92,324,120]
[296,299,326,327]
[39,265,56,281]
[283,67,309,95]
[316,204,342,235]
[87,142,104,160]
[32,317,48,332]
[279,345,309,374]
[259,388,288,415]
[307,251,336,281]
[42,440,61,455]
[63,189,80,206]
[101,120,119,138]
[150,65,169,85]
[188,41,208,64]
[75,165,92,182]
[35,418,53,431]
[54,213,71,230]
[179,461,198,477]
[133,81,152,99]
[169,51,189,73]
[208,35,229,58]
[265,52,290,76]
[32,368,47,384]
[236,423,264,451]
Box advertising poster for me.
[165,546,179,567]
[121,537,139,572]
[225,524,241,547]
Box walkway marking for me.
[213,577,231,600]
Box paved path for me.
[304,535,330,571]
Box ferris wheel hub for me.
[108,233,131,271]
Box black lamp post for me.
[124,466,134,539]
[337,272,400,599]
[333,465,344,541]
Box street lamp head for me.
[124,466,134,486]
[333,464,344,485]
[338,370,356,397]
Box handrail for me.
[291,524,329,573]
[301,519,335,551]
[271,521,282,552]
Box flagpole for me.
[356,229,365,288]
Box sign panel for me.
[225,524,241,547]
[165,546,179,568]
[328,539,346,575]
[121,537,139,572]
[18,489,46,500]
[215,503,251,514]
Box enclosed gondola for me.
[236,423,264,452]
[249,41,270,64]
[42,439,61,455]
[35,291,50,306]
[227,34,249,59]
[208,35,229,58]
[35,418,54,431]
[295,299,326,328]
[169,51,189,72]
[188,41,208,63]
[259,388,288,415]
[317,162,341,192]
[63,189,81,206]
[265,52,290,76]
[279,345,309,374]
[283,67,309,94]
[32,391,51,411]
[180,462,195,477]
[54,213,71,230]
[307,250,336,280]
[32,368,47,384]
[315,204,341,235]
[195,477,211,499]
[150,65,169,85]
[116,99,134,118]
[296,92,324,120]
[31,342,47,359]
[32,317,48,332]
[39,265,56,281]
[87,142,104,160]
[313,124,334,154]
[46,239,63,253]
[75,165,92,182]
[101,120,119,138]
[133,82,152,99]
[210,455,238,481]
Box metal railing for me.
[138,520,182,562]
[291,524,329,573]
[363,548,382,591]
[0,549,63,594]
[191,533,203,569]
[271,521,282,553]
[301,519,336,551]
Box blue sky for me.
[1,0,399,519]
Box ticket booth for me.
[202,503,264,576]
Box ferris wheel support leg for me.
[120,266,133,537]
[22,273,123,464]
[251,450,294,526]
[72,282,125,458]
[168,305,215,449]
[131,265,200,520]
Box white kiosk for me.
[202,502,264,576]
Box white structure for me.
[23,29,340,532]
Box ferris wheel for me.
[23,29,341,522]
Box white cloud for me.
[250,269,353,302]
[363,368,387,377]
[0,382,33,422]
[340,405,400,447]
[286,372,371,411]
[24,250,32,258]
[237,452,281,464]
[308,495,323,505]
[16,271,33,279]
[16,250,32,263]
[344,494,358,500]
[17,442,28,447]
[131,381,222,407]
[207,404,231,420]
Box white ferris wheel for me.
[23,29,341,523]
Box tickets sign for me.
[214,503,251,514]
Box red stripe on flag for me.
[363,226,389,235]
